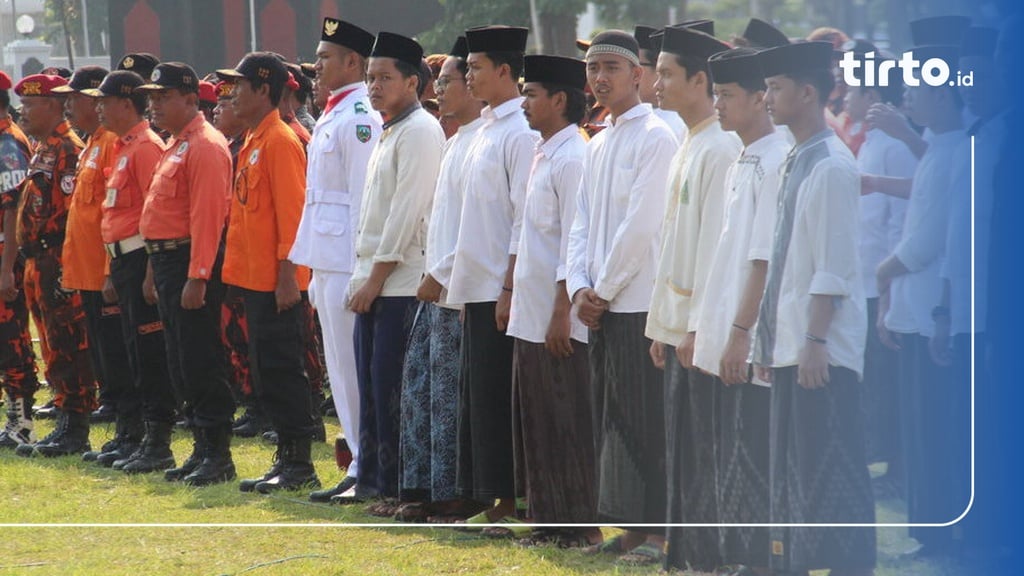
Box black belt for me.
[144,237,191,254]
[19,233,64,258]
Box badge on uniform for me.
[60,174,74,195]
[249,149,260,165]
[117,156,128,171]
[356,125,372,143]
[89,147,100,161]
[104,187,117,208]
[175,141,189,156]
[354,102,368,114]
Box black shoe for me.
[89,404,117,423]
[330,484,379,505]
[15,410,66,457]
[33,399,58,420]
[97,439,142,468]
[183,425,236,486]
[165,429,205,482]
[309,476,357,503]
[232,409,270,438]
[122,421,176,474]
[35,411,90,457]
[239,451,282,493]
[254,437,320,494]
[262,429,278,444]
[88,411,144,465]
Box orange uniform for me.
[102,120,166,244]
[139,114,231,280]
[62,127,117,291]
[222,110,309,292]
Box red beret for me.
[14,74,68,97]
[286,71,300,91]
[0,71,11,91]
[198,80,217,104]
[214,81,234,99]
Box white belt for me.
[104,234,146,259]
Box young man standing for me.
[446,25,537,524]
[754,41,875,576]
[644,25,739,573]
[634,25,684,140]
[567,30,677,564]
[691,47,789,573]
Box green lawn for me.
[0,414,980,576]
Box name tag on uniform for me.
[104,188,117,207]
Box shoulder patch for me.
[60,174,74,195]
[175,141,189,156]
[354,101,368,115]
[249,149,260,165]
[356,125,372,143]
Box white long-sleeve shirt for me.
[567,103,678,313]
[447,97,538,305]
[645,116,741,345]
[508,124,588,344]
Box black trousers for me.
[149,247,233,428]
[81,289,133,413]
[109,248,177,423]
[240,289,314,441]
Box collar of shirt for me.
[607,103,651,127]
[745,129,787,156]
[794,128,833,155]
[457,116,485,135]
[325,82,364,116]
[243,109,283,147]
[538,123,578,159]
[88,125,110,146]
[481,96,525,123]
[382,101,421,131]
[116,119,151,149]
[686,114,716,138]
[48,120,73,143]
[170,114,207,149]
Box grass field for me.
[0,412,982,576]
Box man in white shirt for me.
[344,32,443,510]
[753,41,875,575]
[507,55,597,547]
[690,47,789,574]
[290,18,381,504]
[643,25,739,573]
[396,36,486,521]
[567,30,677,563]
[875,44,967,557]
[446,26,537,525]
[634,25,685,140]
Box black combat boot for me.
[239,446,283,493]
[35,410,90,457]
[254,436,320,494]
[93,411,144,467]
[121,421,176,474]
[164,427,206,482]
[183,424,236,486]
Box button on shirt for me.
[857,128,915,298]
[101,120,166,244]
[425,116,484,309]
[290,83,382,274]
[692,130,789,381]
[63,127,117,290]
[351,106,443,297]
[223,110,310,292]
[884,129,966,337]
[446,97,538,305]
[646,116,741,345]
[567,103,678,313]
[140,113,232,280]
[754,130,865,376]
[508,124,588,344]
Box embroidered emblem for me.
[151,68,161,82]
[20,82,41,96]
[354,102,368,114]
[60,174,74,195]
[324,20,339,37]
[249,149,260,165]
[117,156,128,170]
[175,141,189,156]
[122,56,135,69]
[356,125,372,143]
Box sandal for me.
[365,499,400,518]
[617,541,666,566]
[481,517,532,539]
[582,534,626,556]
[394,502,432,523]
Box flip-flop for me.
[481,516,532,539]
[616,541,666,566]
[582,534,626,556]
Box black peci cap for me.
[370,32,424,69]
[656,26,730,60]
[321,18,375,58]
[909,15,971,47]
[465,26,529,53]
[117,53,160,80]
[909,44,960,68]
[523,55,586,90]
[742,18,790,49]
[215,52,289,91]
[758,41,834,77]
[51,65,109,94]
[634,25,659,52]
[81,70,146,98]
[137,62,200,93]
[449,36,469,59]
[708,47,765,85]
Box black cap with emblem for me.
[215,52,289,92]
[370,32,424,69]
[51,65,109,94]
[136,62,200,93]
[81,70,146,98]
[117,53,160,81]
[321,18,376,58]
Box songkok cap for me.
[465,26,529,53]
[81,70,145,98]
[960,27,997,59]
[14,74,68,97]
[449,36,469,59]
[321,18,375,58]
[198,80,217,104]
[649,20,717,52]
[117,53,160,80]
[523,55,586,90]
[585,30,640,66]
[708,47,765,85]
[758,41,834,77]
[909,44,960,68]
[137,62,200,93]
[51,65,108,94]
[909,15,970,47]
[215,52,288,92]
[370,32,424,69]
[0,71,12,91]
[742,18,790,48]
[655,26,730,60]
[634,25,659,52]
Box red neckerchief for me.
[323,88,357,116]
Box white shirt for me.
[646,117,741,346]
[350,107,444,297]
[655,107,686,141]
[425,117,484,309]
[754,130,866,377]
[885,129,966,337]
[508,124,588,344]
[290,83,382,273]
[567,103,678,313]
[857,128,915,298]
[692,130,789,382]
[447,97,538,304]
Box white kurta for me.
[754,130,866,377]
[857,128,915,298]
[507,124,588,344]
[885,129,966,337]
[351,107,444,297]
[645,116,741,346]
[566,103,678,313]
[692,130,789,381]
[425,116,484,310]
[446,97,538,305]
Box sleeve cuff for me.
[373,253,405,264]
[555,264,567,283]
[893,244,924,273]
[277,244,293,261]
[593,280,619,303]
[809,271,850,296]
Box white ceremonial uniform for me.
[425,117,484,310]
[692,130,789,381]
[447,97,538,305]
[507,124,588,344]
[567,103,678,311]
[645,116,741,346]
[884,129,965,338]
[288,82,382,479]
[350,107,444,296]
[857,128,916,298]
[655,107,687,141]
